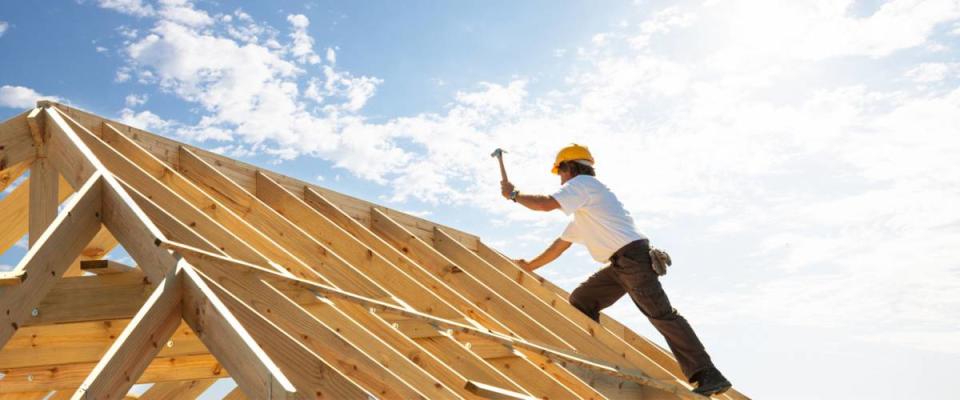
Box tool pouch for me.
[649,247,672,276]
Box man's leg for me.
[611,250,716,382]
[568,265,625,322]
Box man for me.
[500,144,732,397]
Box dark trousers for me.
[569,239,714,381]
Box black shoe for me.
[691,367,732,397]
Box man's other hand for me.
[501,180,515,199]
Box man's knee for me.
[569,291,600,322]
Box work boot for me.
[691,367,732,397]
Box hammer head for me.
[490,148,506,158]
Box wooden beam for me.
[44,108,98,191]
[0,271,27,287]
[138,378,217,400]
[0,175,72,255]
[0,318,207,370]
[0,111,37,175]
[0,354,227,393]
[180,265,297,399]
[21,271,151,327]
[0,174,103,350]
[72,263,184,400]
[26,107,45,147]
[80,259,135,275]
[464,381,535,400]
[0,159,31,193]
[28,158,59,247]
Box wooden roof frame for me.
[0,102,748,400]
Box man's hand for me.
[501,180,516,200]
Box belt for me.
[608,239,649,263]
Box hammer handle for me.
[497,156,508,182]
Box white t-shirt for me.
[551,175,647,262]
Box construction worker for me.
[500,144,732,396]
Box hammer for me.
[491,148,509,182]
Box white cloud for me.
[125,93,148,107]
[97,0,154,17]
[118,108,172,131]
[0,21,9,37]
[287,14,320,64]
[905,62,956,82]
[157,0,213,27]
[0,85,60,109]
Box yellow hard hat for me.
[552,144,594,174]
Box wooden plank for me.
[72,264,184,400]
[0,159,31,193]
[26,107,45,146]
[28,158,58,247]
[0,271,26,287]
[0,111,37,174]
[0,354,227,393]
[22,271,151,327]
[188,250,465,399]
[0,175,72,255]
[464,381,535,400]
[80,260,135,275]
[180,265,297,399]
[0,318,206,370]
[0,174,103,349]
[0,392,51,400]
[138,378,217,400]
[45,108,98,191]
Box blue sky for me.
[2,1,960,398]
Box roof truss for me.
[0,103,748,400]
